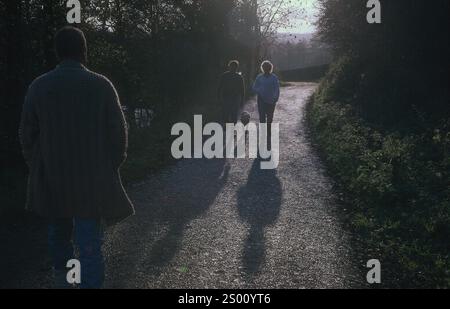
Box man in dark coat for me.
[19,26,134,289]
[218,60,245,124]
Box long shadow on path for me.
[105,158,230,287]
[237,159,282,277]
[145,159,229,269]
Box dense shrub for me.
[307,60,450,287]
[311,0,449,286]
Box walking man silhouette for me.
[19,26,134,289]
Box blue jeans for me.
[257,99,276,124]
[257,100,276,148]
[48,218,104,289]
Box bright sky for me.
[278,0,319,34]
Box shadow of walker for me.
[237,159,282,278]
[144,159,230,273]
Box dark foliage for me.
[0,0,260,214]
[310,0,450,287]
[317,0,450,126]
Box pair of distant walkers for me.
[20,26,280,289]
[218,60,280,126]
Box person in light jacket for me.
[252,61,280,146]
[19,26,135,289]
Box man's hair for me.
[261,60,273,73]
[228,60,239,69]
[55,26,87,63]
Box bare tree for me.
[256,0,308,60]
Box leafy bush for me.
[307,62,450,288]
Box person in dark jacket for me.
[218,60,246,124]
[19,26,134,289]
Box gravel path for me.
[104,82,364,288]
[0,82,365,289]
